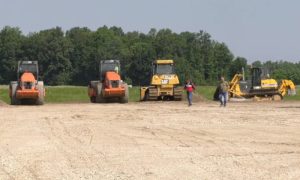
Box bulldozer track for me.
[173,87,183,101]
[147,88,158,100]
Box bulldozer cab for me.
[251,67,274,90]
[17,61,39,81]
[152,60,175,75]
[251,68,262,89]
[99,60,120,81]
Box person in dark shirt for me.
[218,76,229,107]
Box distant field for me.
[0,85,299,104]
[195,86,216,100]
[0,86,9,104]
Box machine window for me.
[19,64,37,73]
[155,64,174,74]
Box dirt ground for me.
[0,101,300,180]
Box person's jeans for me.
[187,91,193,105]
[219,92,227,106]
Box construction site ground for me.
[0,101,300,179]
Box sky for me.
[0,0,299,62]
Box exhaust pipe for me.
[242,67,245,81]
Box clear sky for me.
[0,0,299,62]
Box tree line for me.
[0,26,299,86]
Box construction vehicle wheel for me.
[120,84,129,103]
[173,87,183,101]
[272,94,282,101]
[96,94,105,103]
[95,83,106,103]
[90,96,96,103]
[10,82,20,105]
[148,87,158,100]
[144,91,149,101]
[88,81,100,103]
[36,81,45,105]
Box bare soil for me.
[0,101,300,179]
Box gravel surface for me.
[0,101,300,179]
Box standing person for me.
[218,76,229,107]
[114,65,119,74]
[184,79,196,106]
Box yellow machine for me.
[227,67,296,100]
[140,59,182,101]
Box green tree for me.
[2,25,298,87]
[127,42,155,85]
[210,42,234,82]
[252,60,262,68]
[22,27,72,85]
[66,27,94,85]
[229,57,248,78]
[0,26,24,83]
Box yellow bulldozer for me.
[220,67,296,100]
[140,59,182,101]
